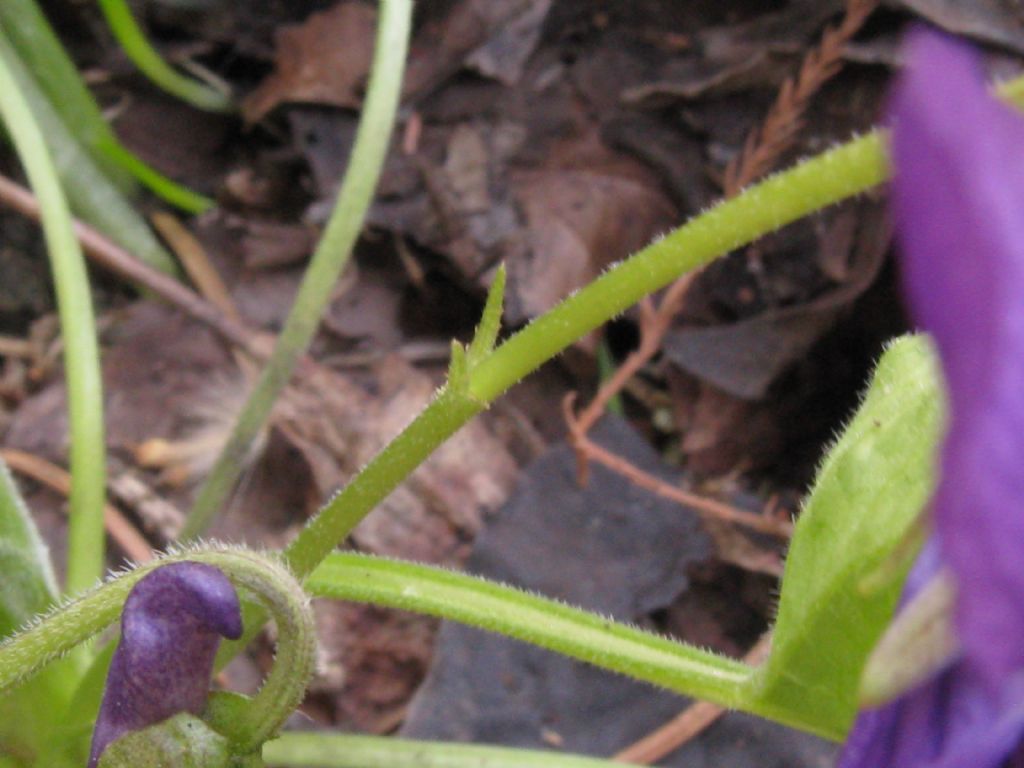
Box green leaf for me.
[0,458,80,765]
[0,0,134,190]
[97,0,234,113]
[467,264,506,365]
[0,459,57,636]
[747,334,944,738]
[447,340,470,393]
[97,713,238,768]
[0,0,214,212]
[0,28,178,274]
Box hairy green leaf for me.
[0,460,57,636]
[748,334,943,738]
[0,459,78,766]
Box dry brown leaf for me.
[508,162,677,321]
[243,2,377,123]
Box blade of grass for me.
[0,27,179,274]
[0,41,107,596]
[0,458,83,762]
[0,0,132,189]
[0,0,214,212]
[264,733,634,768]
[180,0,413,538]
[97,0,233,113]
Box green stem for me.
[307,553,750,710]
[471,133,885,401]
[214,554,314,753]
[181,0,413,538]
[284,131,889,578]
[264,733,632,768]
[97,0,233,113]
[285,388,483,576]
[0,42,107,596]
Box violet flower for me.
[838,29,1024,767]
[88,561,243,768]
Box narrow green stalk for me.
[0,45,107,596]
[0,0,214,211]
[470,133,886,402]
[0,28,179,274]
[0,0,135,189]
[97,0,233,113]
[264,733,632,768]
[102,141,214,213]
[283,131,889,578]
[213,554,314,754]
[181,0,413,538]
[308,553,751,709]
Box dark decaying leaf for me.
[400,416,835,766]
[662,202,889,400]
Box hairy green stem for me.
[283,131,889,578]
[214,554,314,753]
[308,553,751,708]
[264,733,631,768]
[182,0,413,538]
[0,43,107,596]
[97,0,233,113]
[258,59,1024,578]
[0,547,314,752]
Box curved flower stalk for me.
[839,29,1024,766]
[87,562,243,768]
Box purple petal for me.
[88,562,242,768]
[839,661,1024,768]
[889,28,1024,684]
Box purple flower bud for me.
[839,27,1024,766]
[88,562,243,768]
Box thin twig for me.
[563,396,792,539]
[151,212,241,322]
[723,0,879,195]
[0,173,266,361]
[151,210,260,378]
[1,448,153,563]
[0,335,33,359]
[613,635,773,763]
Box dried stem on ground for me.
[565,0,877,526]
[0,174,267,361]
[563,396,792,539]
[1,447,153,563]
[723,0,879,196]
[613,635,773,764]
